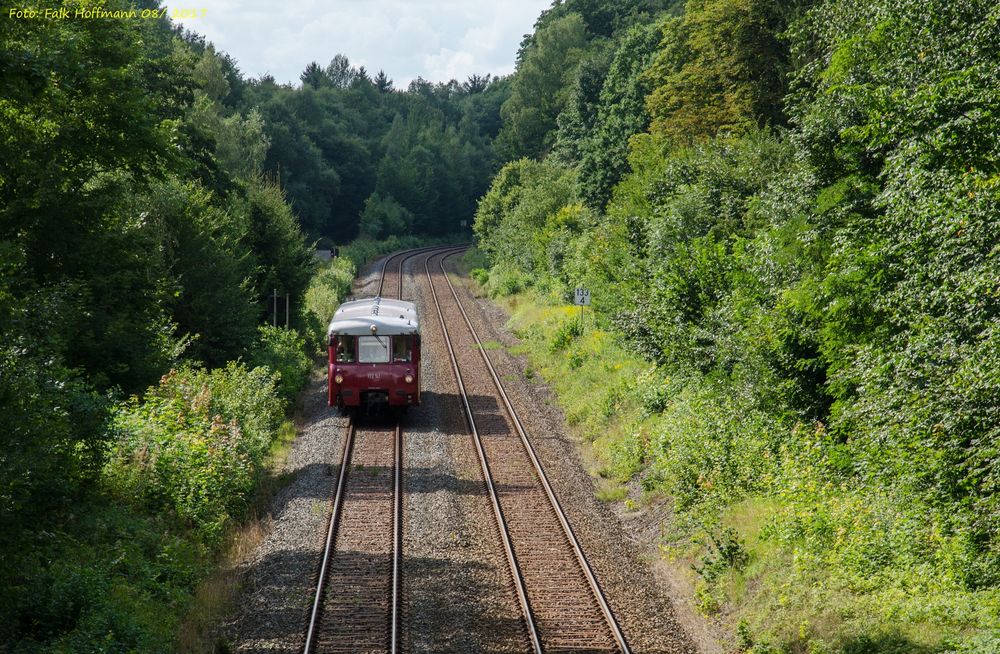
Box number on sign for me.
[573,288,591,306]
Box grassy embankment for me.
[461,250,1000,654]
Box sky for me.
[166,0,554,87]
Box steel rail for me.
[390,420,402,654]
[438,250,632,654]
[390,246,412,654]
[376,245,458,297]
[303,416,357,654]
[423,248,544,654]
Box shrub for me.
[105,364,283,544]
[484,262,529,297]
[471,267,490,286]
[694,527,749,583]
[303,257,355,352]
[249,325,310,404]
[549,317,582,352]
[636,367,670,416]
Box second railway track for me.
[425,248,631,654]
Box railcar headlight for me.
[334,374,344,384]
[404,374,414,384]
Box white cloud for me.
[166,0,550,86]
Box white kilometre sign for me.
[573,288,591,306]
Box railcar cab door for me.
[328,333,357,407]
[395,334,420,403]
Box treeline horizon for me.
[177,31,510,244]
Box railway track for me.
[304,247,425,654]
[425,248,632,654]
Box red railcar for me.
[327,297,420,410]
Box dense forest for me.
[239,54,507,242]
[3,0,999,651]
[0,2,496,649]
[472,0,1000,651]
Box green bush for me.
[1,498,206,651]
[485,262,529,297]
[549,317,582,352]
[249,325,310,404]
[303,257,355,352]
[471,267,490,286]
[105,364,283,544]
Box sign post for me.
[573,287,591,332]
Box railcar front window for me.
[358,336,391,363]
[334,335,356,362]
[393,335,413,362]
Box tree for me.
[644,0,791,141]
[326,54,357,89]
[300,61,328,89]
[496,13,590,160]
[374,69,394,93]
[551,47,615,166]
[215,108,270,179]
[358,192,415,239]
[463,73,492,94]
[578,22,661,209]
[195,45,231,103]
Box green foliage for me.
[471,268,490,287]
[106,364,283,544]
[551,46,615,167]
[549,318,583,352]
[140,175,259,367]
[496,13,591,160]
[473,158,580,286]
[359,192,415,240]
[528,0,678,42]
[304,256,356,352]
[238,174,316,324]
[577,22,662,209]
[249,326,311,405]
[250,57,506,242]
[644,0,792,141]
[1,500,202,652]
[0,11,322,648]
[479,0,1000,648]
[483,262,530,298]
[694,527,749,582]
[0,268,108,535]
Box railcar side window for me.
[358,336,391,363]
[392,335,413,362]
[334,335,356,362]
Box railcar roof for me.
[327,297,419,337]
